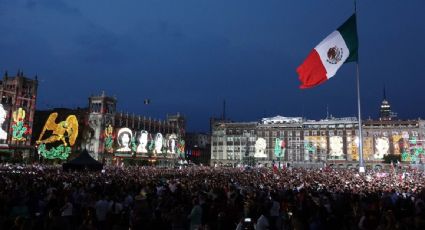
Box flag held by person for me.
[297,14,358,89]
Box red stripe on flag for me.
[297,49,327,89]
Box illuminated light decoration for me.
[401,138,410,154]
[131,136,137,153]
[37,113,79,146]
[147,133,155,156]
[37,113,79,160]
[11,108,31,141]
[409,137,417,145]
[274,138,285,157]
[136,131,148,153]
[305,136,326,151]
[0,104,8,140]
[401,138,425,163]
[116,128,133,152]
[161,136,169,157]
[329,136,344,158]
[254,138,267,158]
[347,136,359,161]
[38,143,71,160]
[191,149,201,157]
[168,134,177,154]
[154,133,163,154]
[401,151,411,162]
[392,135,402,155]
[414,147,425,159]
[374,137,390,159]
[362,137,374,160]
[304,142,316,152]
[304,136,326,161]
[177,139,185,157]
[103,124,115,153]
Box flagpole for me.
[357,62,365,173]
[354,0,365,173]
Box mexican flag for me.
[297,14,358,89]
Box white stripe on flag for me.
[315,31,350,79]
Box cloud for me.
[73,25,132,65]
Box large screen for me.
[347,136,359,160]
[116,128,133,152]
[374,137,389,159]
[254,138,267,158]
[329,136,344,158]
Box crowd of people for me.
[1,163,425,230]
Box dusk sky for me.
[1,0,424,132]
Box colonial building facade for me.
[84,92,185,164]
[211,116,425,167]
[0,71,38,160]
[185,132,211,165]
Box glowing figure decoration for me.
[154,133,163,154]
[329,136,343,157]
[136,131,148,153]
[402,138,425,163]
[147,133,155,153]
[116,128,133,152]
[12,108,31,141]
[347,136,359,160]
[37,113,79,146]
[37,112,79,160]
[177,139,185,157]
[168,134,177,154]
[374,137,390,159]
[392,135,402,155]
[0,104,8,140]
[362,137,373,160]
[274,138,285,157]
[103,125,115,153]
[254,138,267,158]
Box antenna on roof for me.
[326,104,329,119]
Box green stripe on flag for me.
[337,14,358,63]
